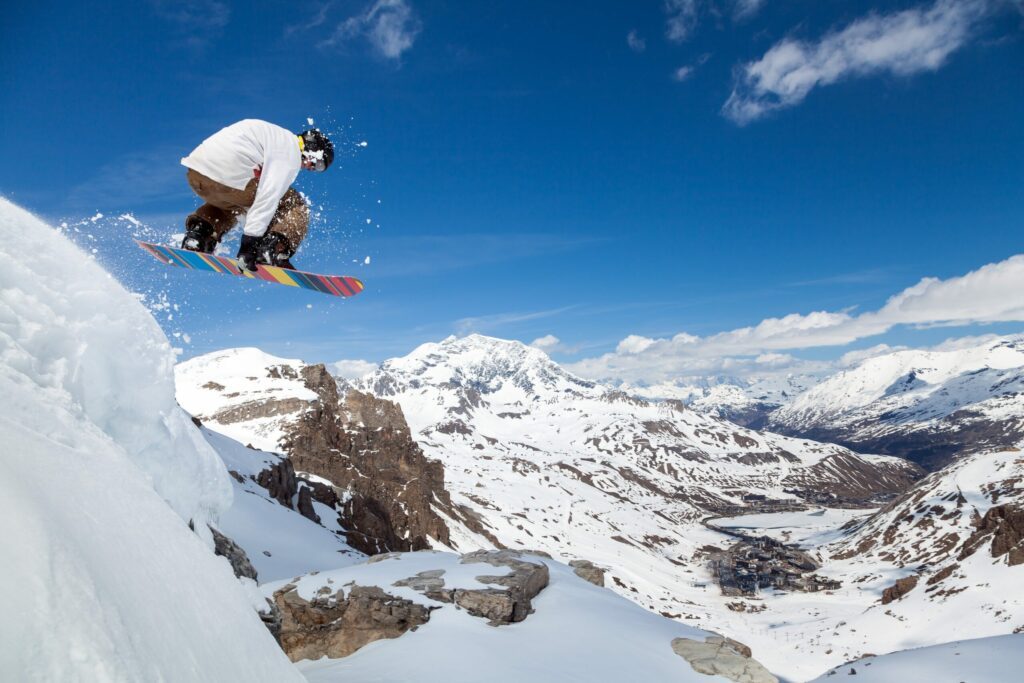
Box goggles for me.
[302,150,328,172]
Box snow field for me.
[262,552,730,683]
[0,198,301,681]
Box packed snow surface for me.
[262,552,733,683]
[203,427,365,582]
[809,633,1024,682]
[0,198,300,681]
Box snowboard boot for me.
[182,215,218,253]
[256,231,296,270]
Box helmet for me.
[299,129,335,172]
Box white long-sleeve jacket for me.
[181,119,301,238]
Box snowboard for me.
[136,241,364,298]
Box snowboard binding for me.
[181,215,218,253]
[256,231,296,270]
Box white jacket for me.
[181,119,301,238]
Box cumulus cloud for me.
[321,0,421,60]
[723,0,995,124]
[568,253,1024,384]
[530,335,561,351]
[627,29,646,52]
[331,359,378,379]
[665,0,700,43]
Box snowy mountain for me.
[625,373,820,428]
[0,198,300,680]
[191,421,783,682]
[768,336,1024,469]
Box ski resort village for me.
[2,1,1023,682]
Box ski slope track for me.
[0,198,301,681]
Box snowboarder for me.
[180,119,334,271]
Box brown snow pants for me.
[185,169,309,248]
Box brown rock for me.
[281,370,455,555]
[881,575,919,604]
[273,584,432,662]
[569,559,606,587]
[958,504,1024,564]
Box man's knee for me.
[271,189,310,247]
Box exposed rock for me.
[569,559,606,587]
[210,526,258,581]
[392,569,446,593]
[257,458,298,508]
[282,370,455,555]
[273,583,433,662]
[260,600,283,644]
[672,635,778,683]
[459,550,549,624]
[881,575,919,604]
[959,504,1024,566]
[394,551,549,626]
[296,486,320,524]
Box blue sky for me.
[1,1,1022,383]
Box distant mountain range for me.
[624,335,1024,471]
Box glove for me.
[237,235,260,272]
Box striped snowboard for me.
[136,241,364,298]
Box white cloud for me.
[568,253,1024,384]
[285,1,335,37]
[723,0,995,124]
[665,0,700,43]
[672,53,710,82]
[627,29,646,53]
[149,0,229,50]
[530,334,561,351]
[331,359,378,379]
[672,65,695,82]
[733,0,765,21]
[454,307,575,336]
[322,0,421,60]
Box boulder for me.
[672,635,778,683]
[569,559,606,587]
[881,575,919,604]
[273,583,433,662]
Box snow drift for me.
[0,198,300,681]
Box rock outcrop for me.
[273,583,433,662]
[672,635,778,683]
[880,575,919,604]
[569,559,606,587]
[393,550,550,626]
[282,368,456,555]
[210,526,259,581]
[960,504,1024,566]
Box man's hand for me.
[237,235,260,272]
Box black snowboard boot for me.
[182,215,217,253]
[256,231,296,270]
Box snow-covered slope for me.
[201,427,366,582]
[810,633,1024,682]
[263,552,770,683]
[0,198,301,681]
[769,336,1024,469]
[627,373,819,428]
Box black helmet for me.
[299,129,335,171]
